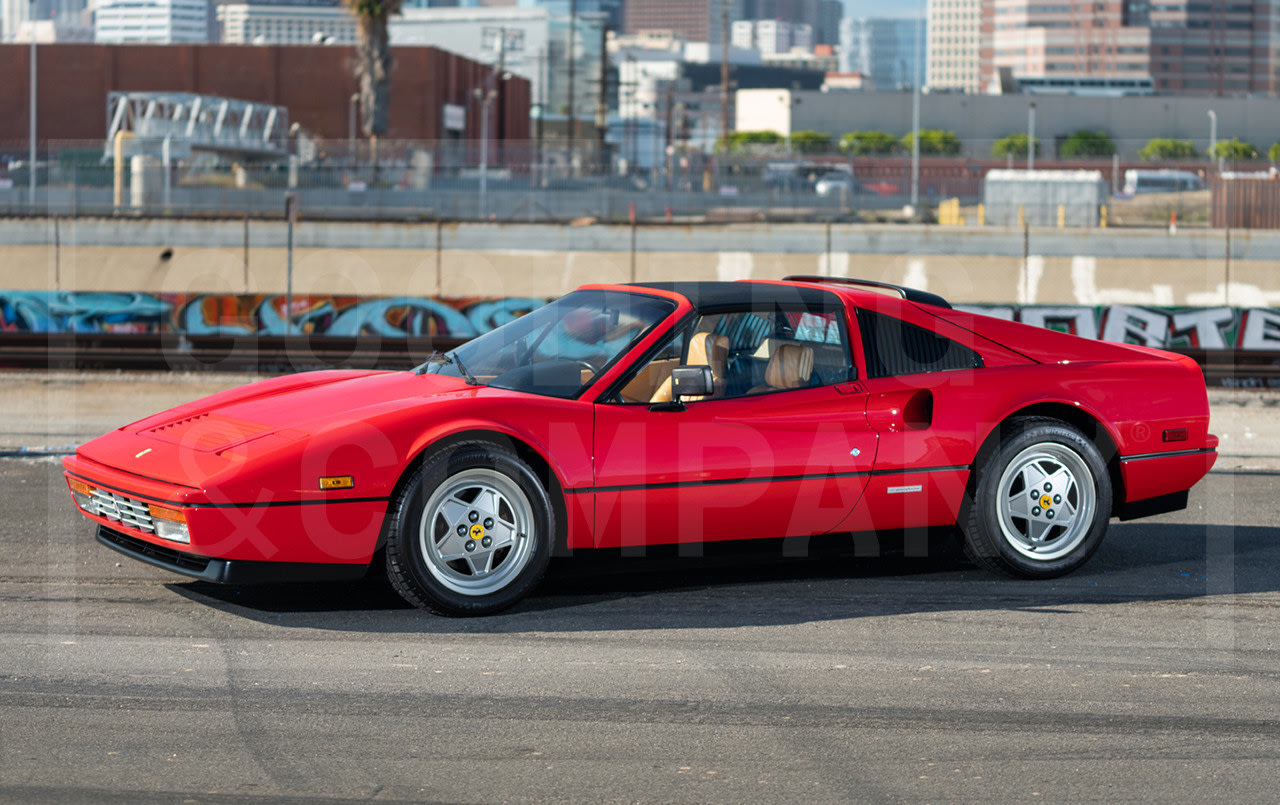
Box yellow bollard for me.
[978,203,986,226]
[1058,204,1065,228]
[1100,204,1107,228]
[1018,205,1025,229]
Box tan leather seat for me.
[650,332,729,402]
[748,342,813,394]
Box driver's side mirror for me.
[675,368,716,399]
[671,365,714,399]
[650,366,714,412]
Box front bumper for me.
[98,526,370,585]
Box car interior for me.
[613,308,852,404]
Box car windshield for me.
[415,290,676,398]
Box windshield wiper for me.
[416,351,451,375]
[451,352,480,386]
[417,350,480,386]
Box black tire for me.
[961,417,1112,579]
[385,441,554,616]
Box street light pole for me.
[478,86,493,219]
[782,92,792,153]
[29,0,37,207]
[909,9,922,212]
[1027,100,1036,171]
[566,0,577,174]
[1207,109,1217,163]
[719,0,730,162]
[348,93,359,175]
[477,29,507,220]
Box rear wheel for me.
[386,442,553,616]
[961,418,1112,579]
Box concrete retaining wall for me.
[2,217,1277,306]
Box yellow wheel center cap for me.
[470,524,486,539]
[1039,494,1053,509]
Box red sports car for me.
[63,278,1217,615]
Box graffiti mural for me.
[957,304,1280,351]
[0,292,550,339]
[4,291,1280,352]
[0,292,173,334]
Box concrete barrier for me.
[2,217,1277,306]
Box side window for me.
[610,307,854,403]
[744,309,855,392]
[614,328,686,404]
[856,309,984,379]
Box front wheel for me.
[386,442,554,615]
[961,418,1112,579]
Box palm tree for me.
[342,0,403,178]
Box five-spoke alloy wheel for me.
[386,442,554,615]
[962,417,1112,579]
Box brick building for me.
[0,43,531,152]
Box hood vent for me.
[145,412,273,452]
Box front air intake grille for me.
[88,488,154,533]
[98,527,212,574]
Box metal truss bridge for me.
[104,92,291,163]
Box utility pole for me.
[28,0,37,207]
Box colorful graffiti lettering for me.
[0,292,550,340]
[4,291,1280,351]
[0,292,172,334]
[957,304,1280,351]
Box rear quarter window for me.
[856,309,984,379]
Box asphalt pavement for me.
[1,370,1278,803]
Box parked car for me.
[765,162,854,193]
[814,173,857,197]
[1121,169,1205,196]
[64,278,1217,615]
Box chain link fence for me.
[0,138,1266,227]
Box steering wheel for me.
[575,360,599,375]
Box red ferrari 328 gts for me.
[64,278,1217,615]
